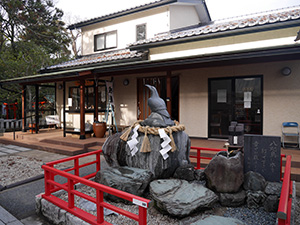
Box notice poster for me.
[244,91,252,109]
[217,89,227,103]
[244,101,251,109]
[244,92,252,102]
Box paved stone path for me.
[0,144,33,156]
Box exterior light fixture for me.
[281,67,291,76]
[123,79,129,86]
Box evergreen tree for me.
[0,0,71,118]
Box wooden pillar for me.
[63,82,66,137]
[94,82,99,121]
[35,84,39,133]
[166,71,172,117]
[21,85,26,132]
[80,79,86,139]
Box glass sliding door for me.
[235,77,262,134]
[209,76,263,138]
[208,79,233,138]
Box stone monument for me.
[101,85,191,179]
[244,134,281,182]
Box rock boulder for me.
[204,151,244,193]
[219,190,246,207]
[173,164,195,181]
[243,171,266,192]
[189,215,246,225]
[95,166,153,202]
[150,179,218,217]
[246,191,266,208]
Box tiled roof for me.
[44,49,147,71]
[68,0,176,30]
[129,6,300,47]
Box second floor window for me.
[94,31,117,51]
[136,24,146,41]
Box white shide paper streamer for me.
[158,129,172,160]
[127,125,140,156]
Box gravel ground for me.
[0,155,44,187]
[1,154,300,224]
[57,184,300,225]
[0,155,66,187]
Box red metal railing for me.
[190,146,286,181]
[189,146,226,170]
[42,149,151,225]
[277,155,293,225]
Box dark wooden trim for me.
[21,85,26,132]
[95,82,99,121]
[79,71,92,76]
[35,84,39,133]
[80,79,86,139]
[166,71,172,117]
[63,82,66,137]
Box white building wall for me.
[81,7,170,55]
[169,5,200,30]
[178,60,300,138]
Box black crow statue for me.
[141,84,175,127]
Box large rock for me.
[219,190,246,207]
[173,164,195,181]
[102,130,191,179]
[246,191,266,208]
[95,166,153,202]
[263,195,279,212]
[204,151,244,193]
[150,179,218,217]
[243,171,266,192]
[264,182,282,197]
[189,215,246,225]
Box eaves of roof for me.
[2,45,300,85]
[129,6,300,50]
[68,0,177,30]
[42,49,148,73]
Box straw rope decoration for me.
[120,120,185,153]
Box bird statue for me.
[141,84,175,127]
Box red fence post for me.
[96,189,104,224]
[74,158,79,176]
[277,155,292,224]
[44,169,51,196]
[68,179,75,209]
[139,206,147,225]
[196,149,200,169]
[96,151,101,172]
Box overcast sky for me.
[56,0,300,23]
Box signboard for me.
[244,134,281,182]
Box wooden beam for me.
[35,84,39,133]
[80,79,86,139]
[78,70,92,76]
[166,71,172,117]
[63,82,66,137]
[21,85,26,132]
[94,83,99,121]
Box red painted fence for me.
[190,146,286,181]
[42,150,151,225]
[277,155,293,225]
[42,147,292,225]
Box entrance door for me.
[209,76,263,138]
[137,76,179,121]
